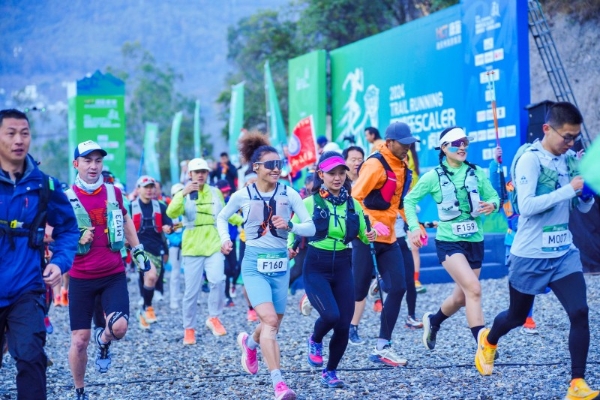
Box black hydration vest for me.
[309,193,360,245]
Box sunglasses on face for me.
[255,159,283,170]
[446,138,470,149]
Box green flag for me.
[193,100,201,158]
[580,138,600,194]
[264,61,287,151]
[170,111,183,185]
[229,82,245,166]
[143,122,160,181]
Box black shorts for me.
[69,272,129,331]
[435,240,484,270]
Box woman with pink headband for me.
[288,151,376,388]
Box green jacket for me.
[288,195,370,251]
[167,184,243,256]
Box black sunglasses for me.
[255,159,283,170]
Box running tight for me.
[488,272,589,379]
[303,247,354,371]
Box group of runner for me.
[0,101,597,400]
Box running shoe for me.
[368,279,381,300]
[54,294,62,307]
[274,382,296,400]
[225,298,235,307]
[44,316,54,334]
[521,316,538,335]
[143,306,157,323]
[75,389,89,400]
[94,327,112,373]
[321,369,345,388]
[237,332,258,374]
[202,281,210,293]
[348,325,365,345]
[183,328,196,345]
[206,317,227,336]
[299,294,313,316]
[230,285,237,298]
[247,309,258,322]
[307,335,323,367]
[405,315,423,329]
[138,310,150,330]
[373,299,382,313]
[415,280,427,294]
[370,344,408,367]
[422,312,437,350]
[61,288,69,306]
[565,378,599,400]
[474,328,496,376]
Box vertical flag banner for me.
[143,122,160,181]
[193,99,201,158]
[67,70,126,183]
[229,82,245,165]
[265,61,287,151]
[170,111,183,185]
[288,116,317,175]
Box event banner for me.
[143,122,160,181]
[288,50,327,140]
[228,82,245,165]
[67,70,126,183]
[288,116,317,175]
[193,99,201,158]
[265,61,288,152]
[329,0,529,224]
[170,111,183,185]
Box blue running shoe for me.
[321,369,345,388]
[94,327,112,373]
[307,335,323,367]
[348,324,364,345]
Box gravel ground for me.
[2,272,600,399]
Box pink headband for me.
[318,155,349,172]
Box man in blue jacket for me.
[0,109,79,400]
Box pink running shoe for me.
[237,332,258,374]
[274,382,296,400]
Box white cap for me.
[188,158,209,171]
[136,175,156,187]
[170,183,184,196]
[322,142,342,154]
[74,140,107,160]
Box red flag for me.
[288,116,317,175]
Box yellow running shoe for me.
[475,328,496,376]
[566,378,599,400]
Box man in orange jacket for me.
[351,122,418,367]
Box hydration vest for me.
[245,183,290,241]
[131,198,163,233]
[66,184,125,255]
[309,193,360,245]
[360,152,412,211]
[509,141,580,215]
[183,186,223,229]
[435,165,480,222]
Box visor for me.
[318,155,350,172]
[437,127,475,149]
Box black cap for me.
[385,122,420,145]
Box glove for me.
[372,222,390,237]
[132,245,150,272]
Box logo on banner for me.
[337,68,379,149]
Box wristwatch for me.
[287,220,294,231]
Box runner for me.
[289,151,375,388]
[166,158,242,344]
[403,126,499,351]
[0,109,78,399]
[351,122,418,366]
[217,132,315,400]
[131,175,173,328]
[474,102,598,399]
[66,140,149,400]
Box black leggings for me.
[488,272,589,379]
[397,238,417,318]
[303,247,354,371]
[353,240,406,340]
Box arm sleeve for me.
[488,160,502,193]
[515,152,576,218]
[351,159,386,225]
[217,191,245,244]
[356,200,370,245]
[288,197,310,247]
[404,171,435,232]
[166,191,185,219]
[47,180,79,274]
[288,190,315,237]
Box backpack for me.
[359,152,411,210]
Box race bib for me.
[257,252,288,274]
[111,209,124,242]
[542,224,571,252]
[451,220,478,237]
